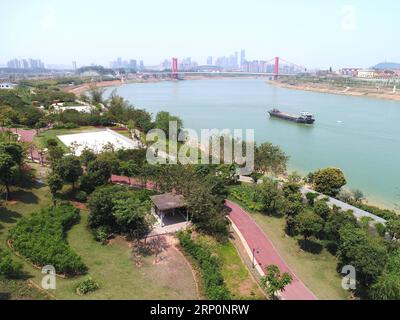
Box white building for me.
[0,82,15,89]
[357,69,376,78]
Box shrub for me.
[76,277,100,295]
[0,249,23,278]
[8,203,87,276]
[178,231,230,300]
[374,223,387,238]
[74,190,87,202]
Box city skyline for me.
[1,0,400,69]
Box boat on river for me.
[268,108,315,124]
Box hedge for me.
[8,203,87,276]
[178,231,230,300]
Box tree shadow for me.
[9,190,39,204]
[0,207,22,224]
[0,292,11,300]
[298,239,323,255]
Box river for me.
[105,78,400,209]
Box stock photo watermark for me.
[145,121,255,175]
[41,265,56,290]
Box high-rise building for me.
[139,60,144,71]
[129,59,137,70]
[72,61,77,70]
[240,49,246,67]
[207,56,213,66]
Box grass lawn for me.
[195,234,265,300]
[228,198,349,300]
[1,181,198,300]
[34,126,101,151]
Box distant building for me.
[72,61,77,70]
[240,49,246,67]
[0,82,15,90]
[357,69,376,78]
[341,68,360,77]
[207,56,213,66]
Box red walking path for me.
[226,200,317,300]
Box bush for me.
[8,203,87,276]
[74,190,87,202]
[75,277,100,295]
[178,231,230,300]
[53,122,79,130]
[0,249,23,278]
[229,185,264,212]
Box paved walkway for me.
[226,199,317,300]
[300,186,386,224]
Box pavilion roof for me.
[150,193,186,211]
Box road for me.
[226,199,317,300]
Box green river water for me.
[105,78,400,209]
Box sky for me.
[1,0,399,69]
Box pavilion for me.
[150,193,188,228]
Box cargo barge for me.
[268,109,315,124]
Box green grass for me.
[34,126,101,151]
[1,183,198,300]
[196,235,265,300]
[228,197,350,300]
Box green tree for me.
[80,148,97,167]
[296,211,324,241]
[386,218,400,241]
[257,177,283,212]
[112,198,155,242]
[154,111,183,138]
[312,168,346,197]
[254,142,289,176]
[86,159,112,186]
[370,272,400,300]
[313,199,331,220]
[0,152,16,201]
[260,265,293,299]
[47,173,64,204]
[54,156,83,191]
[338,224,387,287]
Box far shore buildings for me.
[0,82,16,89]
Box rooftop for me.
[150,193,186,211]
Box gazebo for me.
[150,193,188,227]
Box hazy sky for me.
[1,0,399,69]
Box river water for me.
[105,78,400,208]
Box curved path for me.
[226,200,317,300]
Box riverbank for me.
[269,80,400,102]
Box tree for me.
[370,272,400,300]
[47,173,64,204]
[112,198,155,242]
[305,192,319,206]
[260,265,293,299]
[254,142,289,176]
[80,148,97,167]
[351,189,365,203]
[54,156,83,191]
[312,168,346,197]
[154,111,183,138]
[313,200,331,220]
[0,152,16,201]
[119,160,138,184]
[386,218,400,241]
[47,145,65,165]
[86,159,112,186]
[338,224,387,287]
[296,211,324,241]
[370,249,400,299]
[257,177,283,212]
